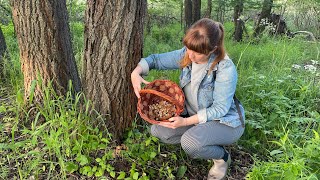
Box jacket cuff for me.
[138,58,150,76]
[197,108,208,124]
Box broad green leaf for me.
[66,162,78,173]
[117,171,125,179]
[145,138,151,146]
[92,166,97,172]
[96,158,102,163]
[177,165,187,178]
[76,154,89,166]
[95,168,104,177]
[149,152,157,159]
[133,172,139,180]
[0,105,6,113]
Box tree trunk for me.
[260,0,273,19]
[82,1,146,141]
[233,0,244,41]
[253,0,273,37]
[184,0,193,30]
[216,0,225,23]
[184,0,200,31]
[0,26,7,78]
[233,0,243,28]
[11,0,81,103]
[203,0,212,18]
[192,0,201,23]
[180,0,184,30]
[234,19,245,42]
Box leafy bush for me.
[247,131,320,179]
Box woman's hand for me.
[158,116,188,129]
[131,65,150,98]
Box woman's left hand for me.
[158,116,187,129]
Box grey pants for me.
[150,120,244,160]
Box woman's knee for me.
[150,125,173,141]
[181,133,202,158]
[150,125,161,138]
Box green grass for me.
[0,20,319,179]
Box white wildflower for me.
[292,64,301,69]
[304,64,317,73]
[311,60,319,65]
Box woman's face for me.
[186,48,209,64]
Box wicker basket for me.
[137,80,185,124]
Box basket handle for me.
[139,89,182,109]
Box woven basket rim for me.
[137,79,185,124]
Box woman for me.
[131,18,245,179]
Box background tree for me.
[82,1,147,140]
[0,26,7,78]
[0,0,11,25]
[192,0,201,22]
[253,0,273,37]
[233,0,243,27]
[215,0,227,23]
[184,0,193,29]
[184,0,201,30]
[203,0,212,18]
[145,0,182,34]
[66,0,86,22]
[11,0,81,103]
[233,0,246,41]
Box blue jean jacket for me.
[139,47,245,128]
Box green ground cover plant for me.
[0,20,319,179]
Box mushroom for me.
[148,100,176,120]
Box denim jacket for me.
[139,47,245,128]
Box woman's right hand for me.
[131,65,150,98]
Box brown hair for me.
[180,18,226,72]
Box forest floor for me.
[0,85,253,179]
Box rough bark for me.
[184,0,193,30]
[269,13,288,35]
[82,1,146,140]
[234,19,245,42]
[233,0,244,42]
[184,0,201,31]
[11,0,81,103]
[0,26,7,78]
[233,0,243,28]
[192,0,201,23]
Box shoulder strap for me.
[233,95,245,128]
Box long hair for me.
[180,18,226,72]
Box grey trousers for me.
[150,120,244,160]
